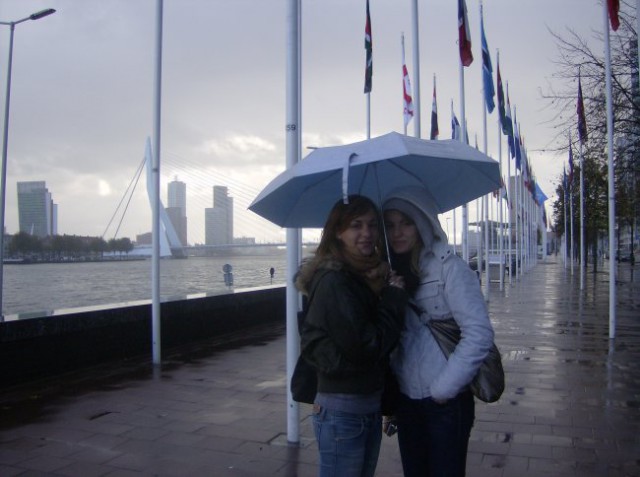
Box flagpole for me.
[497,54,504,290]
[563,170,568,269]
[151,0,163,366]
[411,0,421,138]
[366,97,371,139]
[577,71,586,290]
[459,61,469,263]
[505,83,513,283]
[579,136,585,289]
[457,0,473,263]
[604,0,616,339]
[480,2,490,299]
[285,0,301,443]
[513,108,519,279]
[453,209,457,254]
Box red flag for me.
[401,35,414,129]
[458,0,473,66]
[607,0,620,31]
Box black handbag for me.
[426,317,505,403]
[291,353,317,404]
[381,367,401,416]
[290,272,328,405]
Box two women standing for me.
[296,189,496,477]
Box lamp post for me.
[0,8,56,317]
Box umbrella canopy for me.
[249,131,501,228]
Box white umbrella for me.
[250,132,501,228]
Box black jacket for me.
[300,267,407,395]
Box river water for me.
[2,251,297,318]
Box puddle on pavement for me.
[0,322,286,431]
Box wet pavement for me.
[0,259,638,476]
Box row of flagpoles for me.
[286,0,624,443]
[364,1,622,340]
[561,0,620,340]
[366,0,549,298]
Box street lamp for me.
[0,8,56,317]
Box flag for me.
[506,92,515,158]
[458,0,473,66]
[494,177,508,204]
[364,0,372,93]
[501,177,509,205]
[568,142,574,187]
[497,61,508,132]
[430,79,439,140]
[451,112,461,141]
[607,0,620,31]
[401,35,414,130]
[480,5,495,113]
[513,111,522,170]
[563,167,568,199]
[577,73,588,144]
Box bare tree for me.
[542,2,639,262]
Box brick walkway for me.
[0,259,638,476]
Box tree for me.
[543,6,639,260]
[8,232,41,257]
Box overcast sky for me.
[0,1,609,244]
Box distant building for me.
[233,237,256,245]
[205,186,233,246]
[136,232,152,245]
[17,181,57,237]
[167,178,187,246]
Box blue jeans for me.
[396,391,475,477]
[312,405,382,477]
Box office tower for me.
[204,186,233,246]
[17,181,57,237]
[167,178,187,246]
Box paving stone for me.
[0,260,638,476]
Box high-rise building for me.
[204,186,233,245]
[17,181,57,237]
[167,177,187,246]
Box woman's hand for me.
[388,270,405,289]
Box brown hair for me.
[316,195,384,259]
[295,195,386,294]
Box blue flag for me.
[451,113,461,141]
[480,6,495,113]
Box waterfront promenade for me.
[0,259,638,476]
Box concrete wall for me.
[0,286,286,386]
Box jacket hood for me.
[382,187,454,275]
[382,187,449,244]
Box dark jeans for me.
[395,391,475,477]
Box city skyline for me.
[0,1,608,244]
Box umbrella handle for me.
[342,153,357,204]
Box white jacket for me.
[384,187,495,401]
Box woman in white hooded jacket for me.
[383,187,495,477]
